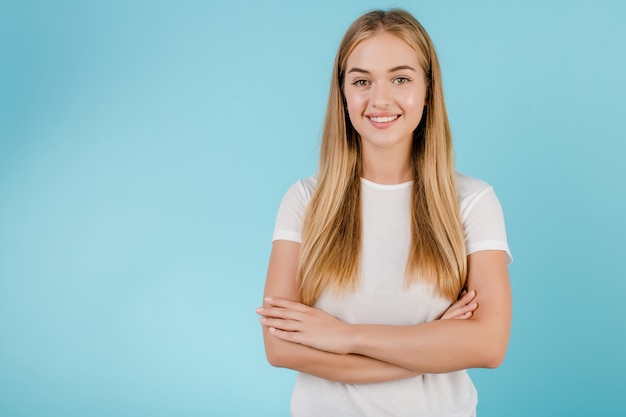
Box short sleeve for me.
[272,177,317,243]
[458,175,512,263]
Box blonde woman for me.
[257,9,512,417]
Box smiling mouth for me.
[368,115,399,123]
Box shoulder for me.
[298,175,318,195]
[455,172,512,262]
[282,175,317,207]
[455,172,493,204]
[272,176,317,243]
[455,172,499,216]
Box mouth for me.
[367,115,399,123]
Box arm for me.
[262,250,511,374]
[260,240,420,384]
[349,250,511,372]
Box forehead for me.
[346,31,420,71]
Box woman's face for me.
[343,31,427,156]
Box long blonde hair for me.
[298,9,467,306]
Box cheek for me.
[400,90,426,117]
[344,93,366,122]
[400,89,424,107]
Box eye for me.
[352,79,370,87]
[393,76,411,85]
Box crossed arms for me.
[257,240,511,384]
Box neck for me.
[361,146,412,184]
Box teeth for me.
[370,116,398,123]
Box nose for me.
[371,82,391,107]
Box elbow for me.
[263,336,291,368]
[483,351,506,369]
[265,349,286,368]
[479,343,508,369]
[471,321,510,369]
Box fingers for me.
[448,290,476,310]
[257,303,305,333]
[451,302,478,319]
[256,299,310,333]
[256,297,313,325]
[452,299,478,314]
[256,302,308,346]
[456,290,476,305]
[267,326,302,344]
[440,290,478,320]
[256,305,302,322]
[259,316,301,331]
[454,311,473,320]
[263,296,310,312]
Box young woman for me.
[257,9,512,417]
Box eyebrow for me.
[347,65,417,74]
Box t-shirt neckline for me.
[360,177,413,190]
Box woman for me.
[257,9,512,417]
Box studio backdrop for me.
[0,1,624,416]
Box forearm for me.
[264,330,419,384]
[350,318,507,374]
[350,252,512,373]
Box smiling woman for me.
[344,32,428,170]
[257,8,511,417]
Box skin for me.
[343,30,427,184]
[260,250,510,373]
[258,31,512,381]
[259,241,479,384]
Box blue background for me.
[1,0,625,416]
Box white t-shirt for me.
[272,173,511,417]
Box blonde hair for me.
[298,9,467,306]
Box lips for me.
[368,115,398,123]
[366,114,401,128]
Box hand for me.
[257,297,353,354]
[440,290,478,320]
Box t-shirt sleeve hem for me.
[467,240,513,264]
[272,230,302,243]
